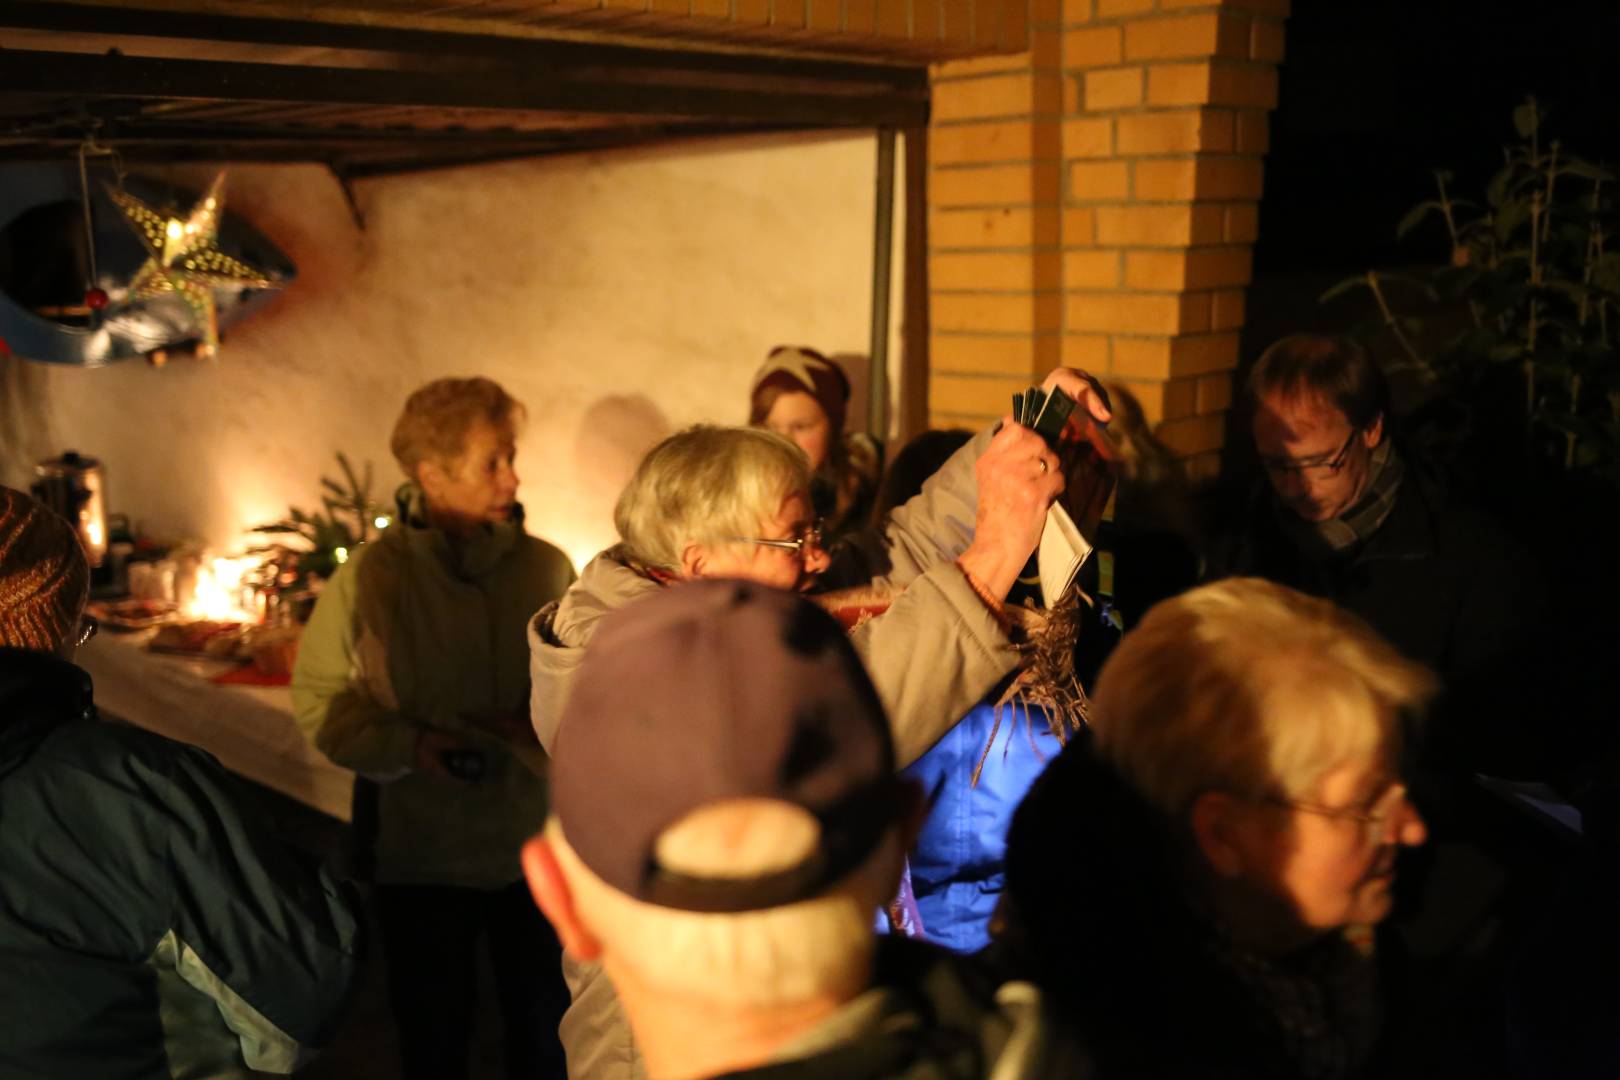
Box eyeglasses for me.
[75,614,99,648]
[1266,781,1409,847]
[1260,428,1361,479]
[728,519,824,558]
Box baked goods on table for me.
[245,625,301,676]
[144,619,301,676]
[87,598,180,631]
[147,620,245,658]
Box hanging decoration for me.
[76,143,110,315]
[0,156,295,368]
[107,173,278,358]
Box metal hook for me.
[76,128,128,311]
[76,139,101,299]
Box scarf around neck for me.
[392,483,521,580]
[1276,437,1404,556]
[1202,919,1381,1080]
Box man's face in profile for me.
[1252,391,1383,523]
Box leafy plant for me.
[1324,97,1620,487]
[250,452,388,593]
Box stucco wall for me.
[0,131,902,570]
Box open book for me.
[1038,503,1092,608]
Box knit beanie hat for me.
[748,346,851,435]
[0,486,90,653]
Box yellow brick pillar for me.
[926,0,1066,428]
[928,0,1287,476]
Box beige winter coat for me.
[528,426,1011,766]
[526,425,1018,1080]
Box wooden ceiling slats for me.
[0,2,929,174]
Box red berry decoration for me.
[84,288,110,311]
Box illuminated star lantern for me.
[108,172,280,357]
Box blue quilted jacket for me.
[902,698,1066,954]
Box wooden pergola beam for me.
[0,0,933,78]
[0,48,928,128]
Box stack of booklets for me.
[1012,383,1120,607]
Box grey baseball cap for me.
[550,579,901,913]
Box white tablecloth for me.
[76,630,354,822]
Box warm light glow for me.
[84,519,104,548]
[165,220,184,240]
[188,555,259,621]
[555,531,611,577]
[374,516,391,530]
[334,547,349,565]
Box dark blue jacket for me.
[0,648,363,1078]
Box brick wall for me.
[928,0,1286,475]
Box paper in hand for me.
[1038,502,1093,607]
[1016,382,1119,607]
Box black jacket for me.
[1206,463,1544,777]
[0,648,362,1078]
[1000,738,1379,1080]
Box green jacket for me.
[293,502,575,888]
[0,648,362,1078]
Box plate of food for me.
[147,619,246,659]
[88,597,181,631]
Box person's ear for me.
[522,834,601,961]
[679,542,707,579]
[416,458,450,500]
[1364,412,1384,449]
[1190,791,1252,879]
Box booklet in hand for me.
[1012,382,1120,607]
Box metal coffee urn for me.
[33,451,108,568]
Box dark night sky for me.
[1254,0,1618,274]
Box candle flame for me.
[187,555,259,621]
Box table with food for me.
[78,597,353,822]
[29,448,384,825]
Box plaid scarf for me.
[1204,920,1382,1080]
[1278,438,1404,555]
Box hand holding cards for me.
[1011,376,1119,606]
[1011,383,1079,446]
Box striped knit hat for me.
[748,346,851,436]
[0,486,89,653]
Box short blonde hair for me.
[546,813,897,1007]
[390,377,526,479]
[1091,578,1435,820]
[613,425,810,571]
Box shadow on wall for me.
[831,351,889,439]
[569,393,672,551]
[0,356,57,487]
